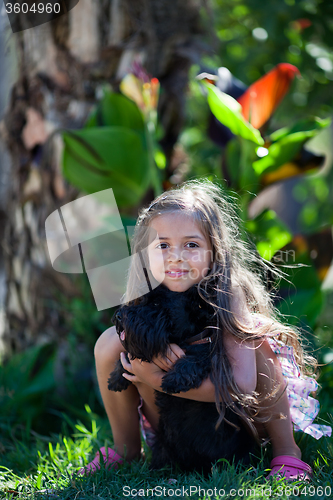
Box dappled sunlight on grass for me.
[0,408,332,499]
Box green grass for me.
[0,405,332,500]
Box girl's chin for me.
[151,272,202,291]
[161,279,196,292]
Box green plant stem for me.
[239,138,252,215]
[145,119,163,196]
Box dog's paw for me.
[108,371,132,392]
[161,371,195,394]
[161,357,207,394]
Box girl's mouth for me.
[165,270,189,278]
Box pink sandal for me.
[77,447,123,475]
[267,455,312,481]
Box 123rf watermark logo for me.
[2,0,80,32]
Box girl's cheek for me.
[149,252,165,282]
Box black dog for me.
[108,283,255,473]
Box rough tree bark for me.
[0,0,204,356]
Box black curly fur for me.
[108,284,255,473]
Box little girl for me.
[79,180,331,479]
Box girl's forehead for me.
[149,211,200,231]
[148,211,210,243]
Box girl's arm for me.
[121,336,257,402]
[222,331,257,394]
[121,335,257,403]
[224,285,257,394]
[121,351,217,402]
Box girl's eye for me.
[185,242,199,248]
[156,242,169,249]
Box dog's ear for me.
[112,308,124,335]
[108,359,132,392]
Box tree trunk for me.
[0,0,203,356]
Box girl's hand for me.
[152,343,185,372]
[120,349,218,401]
[120,352,164,389]
[120,344,185,389]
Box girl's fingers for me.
[120,353,140,382]
[152,352,173,371]
[120,356,164,388]
[120,352,134,373]
[169,344,185,360]
[153,357,169,371]
[152,344,185,371]
[122,372,139,382]
[121,344,185,375]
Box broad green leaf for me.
[203,82,264,146]
[246,209,292,260]
[253,130,323,177]
[269,117,331,143]
[85,111,98,128]
[99,92,145,132]
[85,91,145,133]
[62,127,150,207]
[253,118,331,178]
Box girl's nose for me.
[167,246,183,262]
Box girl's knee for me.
[94,326,122,365]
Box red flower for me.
[237,63,300,129]
[120,70,160,117]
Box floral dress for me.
[254,314,331,440]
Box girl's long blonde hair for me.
[123,179,317,437]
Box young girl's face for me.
[148,212,212,292]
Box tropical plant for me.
[62,66,164,208]
[0,344,56,432]
[197,63,331,327]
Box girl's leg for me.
[94,327,142,461]
[254,340,301,459]
[134,380,160,432]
